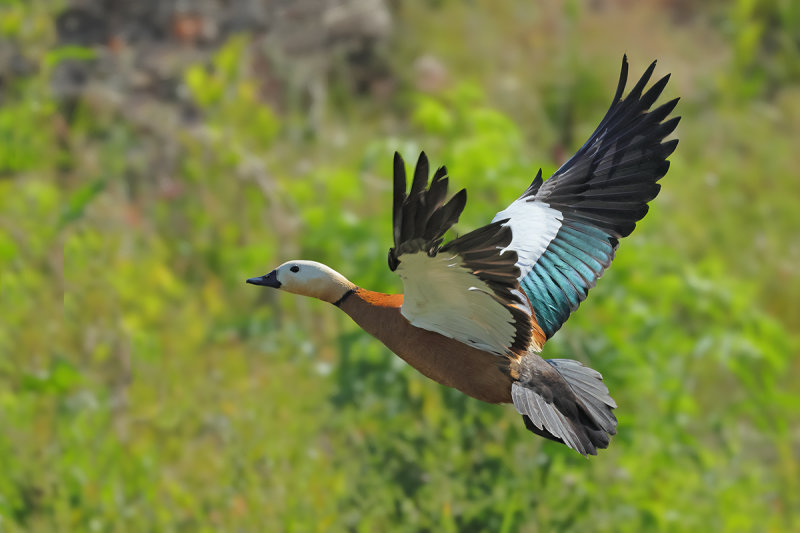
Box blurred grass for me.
[1,0,799,531]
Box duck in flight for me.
[248,56,679,455]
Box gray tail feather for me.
[512,358,617,456]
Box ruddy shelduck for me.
[248,56,679,455]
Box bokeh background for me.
[2,0,799,531]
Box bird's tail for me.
[511,357,617,456]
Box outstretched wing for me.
[389,152,539,356]
[493,55,680,341]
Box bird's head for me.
[247,260,355,304]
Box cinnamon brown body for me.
[339,288,514,404]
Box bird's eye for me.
[290,265,300,273]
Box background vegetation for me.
[1,0,799,531]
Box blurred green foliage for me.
[1,1,799,532]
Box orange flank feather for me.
[527,309,547,353]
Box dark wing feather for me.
[531,55,680,239]
[388,152,465,269]
[511,55,679,340]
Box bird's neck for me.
[289,266,356,303]
[337,288,404,337]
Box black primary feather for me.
[392,152,407,249]
[529,54,680,240]
[388,152,466,270]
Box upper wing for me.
[493,55,680,341]
[388,152,539,356]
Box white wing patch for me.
[396,251,519,355]
[493,199,563,279]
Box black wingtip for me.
[450,188,467,216]
[410,152,430,197]
[392,152,407,247]
[613,55,630,105]
[522,168,544,198]
[628,59,657,101]
[432,165,447,183]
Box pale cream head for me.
[247,260,355,304]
